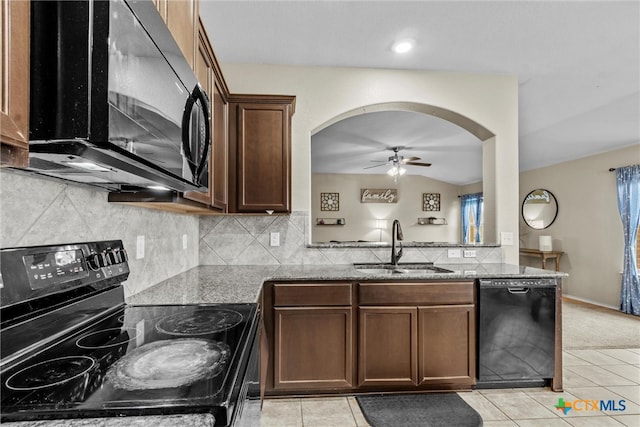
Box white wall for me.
[220,64,520,262]
[519,145,639,308]
[312,173,461,243]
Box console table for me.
[520,248,564,271]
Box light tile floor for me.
[260,348,640,426]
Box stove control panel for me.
[1,240,130,309]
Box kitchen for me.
[1,0,639,426]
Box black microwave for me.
[23,0,210,193]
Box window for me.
[460,193,483,244]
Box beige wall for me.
[519,145,639,308]
[220,64,520,262]
[312,174,462,243]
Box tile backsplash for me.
[0,171,501,300]
[199,211,503,266]
[0,170,199,297]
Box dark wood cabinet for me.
[153,0,197,68]
[264,280,476,396]
[358,307,417,387]
[183,19,228,211]
[228,95,295,213]
[267,282,354,393]
[358,281,476,390]
[1,0,29,167]
[274,307,354,390]
[418,305,475,387]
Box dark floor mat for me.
[356,393,483,427]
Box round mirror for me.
[522,189,558,229]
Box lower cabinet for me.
[274,307,354,390]
[418,305,475,387]
[358,307,417,387]
[265,280,475,396]
[358,304,475,389]
[270,282,355,393]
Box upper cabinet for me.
[1,0,29,167]
[183,19,228,211]
[228,95,296,213]
[153,0,198,68]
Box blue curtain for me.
[616,164,640,315]
[461,193,483,243]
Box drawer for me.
[274,283,353,306]
[359,281,474,305]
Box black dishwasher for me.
[477,278,556,388]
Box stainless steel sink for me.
[353,263,454,274]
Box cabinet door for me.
[0,0,29,167]
[418,305,475,387]
[183,24,213,206]
[158,0,197,68]
[274,307,353,390]
[234,102,291,213]
[358,307,418,387]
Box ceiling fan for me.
[364,146,431,177]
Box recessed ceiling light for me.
[392,39,414,54]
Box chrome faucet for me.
[391,219,404,265]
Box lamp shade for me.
[375,219,388,229]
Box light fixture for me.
[375,219,388,242]
[386,166,407,177]
[148,185,171,191]
[392,39,414,54]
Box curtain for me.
[461,193,483,243]
[616,164,640,315]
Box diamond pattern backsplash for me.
[199,211,503,266]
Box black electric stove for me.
[0,241,259,425]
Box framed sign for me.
[422,193,441,211]
[361,189,398,204]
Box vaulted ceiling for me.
[200,0,639,184]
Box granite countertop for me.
[127,263,567,305]
[308,241,500,248]
[1,414,214,427]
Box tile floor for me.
[260,348,640,426]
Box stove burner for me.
[5,356,96,391]
[75,328,140,349]
[155,307,243,336]
[105,339,229,390]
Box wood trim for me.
[196,16,230,100]
[227,94,296,114]
[552,280,563,391]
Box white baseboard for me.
[563,293,619,311]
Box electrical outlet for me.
[136,235,145,259]
[463,250,476,258]
[270,232,280,247]
[182,234,188,250]
[447,249,461,258]
[500,232,514,246]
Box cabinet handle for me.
[181,83,211,184]
[507,287,530,294]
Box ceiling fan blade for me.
[405,161,432,167]
[401,156,421,163]
[369,160,388,163]
[363,163,388,170]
